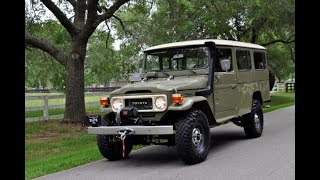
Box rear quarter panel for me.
[235,48,270,116]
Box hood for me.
[111,75,208,95]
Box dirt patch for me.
[29,132,61,141]
[55,121,88,132]
[26,120,89,143]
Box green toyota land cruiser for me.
[85,39,271,164]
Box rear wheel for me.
[243,99,264,138]
[268,66,276,91]
[175,109,211,164]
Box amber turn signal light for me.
[100,97,109,106]
[172,94,184,104]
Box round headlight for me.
[112,98,122,110]
[155,97,167,110]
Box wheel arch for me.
[192,101,216,126]
[167,96,217,126]
[253,91,263,105]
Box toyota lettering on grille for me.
[131,101,148,105]
[125,98,153,110]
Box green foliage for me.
[267,44,295,81]
[114,0,293,44]
[85,30,139,86]
[25,20,68,90]
[85,31,119,86]
[112,0,295,81]
[118,43,142,79]
[25,48,66,89]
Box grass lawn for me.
[26,92,295,179]
[263,92,295,113]
[25,121,144,179]
[25,122,101,179]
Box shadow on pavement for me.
[105,129,248,167]
[210,130,247,150]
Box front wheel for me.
[97,135,133,161]
[243,99,264,138]
[175,109,211,164]
[96,116,133,160]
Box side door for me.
[235,49,254,115]
[214,47,238,114]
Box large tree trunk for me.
[290,47,295,64]
[63,41,87,123]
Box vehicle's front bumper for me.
[88,125,174,135]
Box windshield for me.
[144,46,209,72]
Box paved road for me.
[35,106,295,180]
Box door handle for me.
[214,75,221,82]
[231,84,236,89]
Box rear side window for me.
[236,50,251,71]
[254,52,266,69]
[215,48,233,72]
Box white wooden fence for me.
[25,93,106,122]
[271,83,286,93]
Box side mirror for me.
[130,72,142,82]
[220,59,231,72]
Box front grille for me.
[125,98,153,110]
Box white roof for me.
[143,39,266,51]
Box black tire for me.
[175,109,211,164]
[97,135,133,161]
[96,115,133,161]
[268,66,276,91]
[243,99,264,138]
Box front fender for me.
[168,96,208,111]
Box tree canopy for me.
[112,0,295,80]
